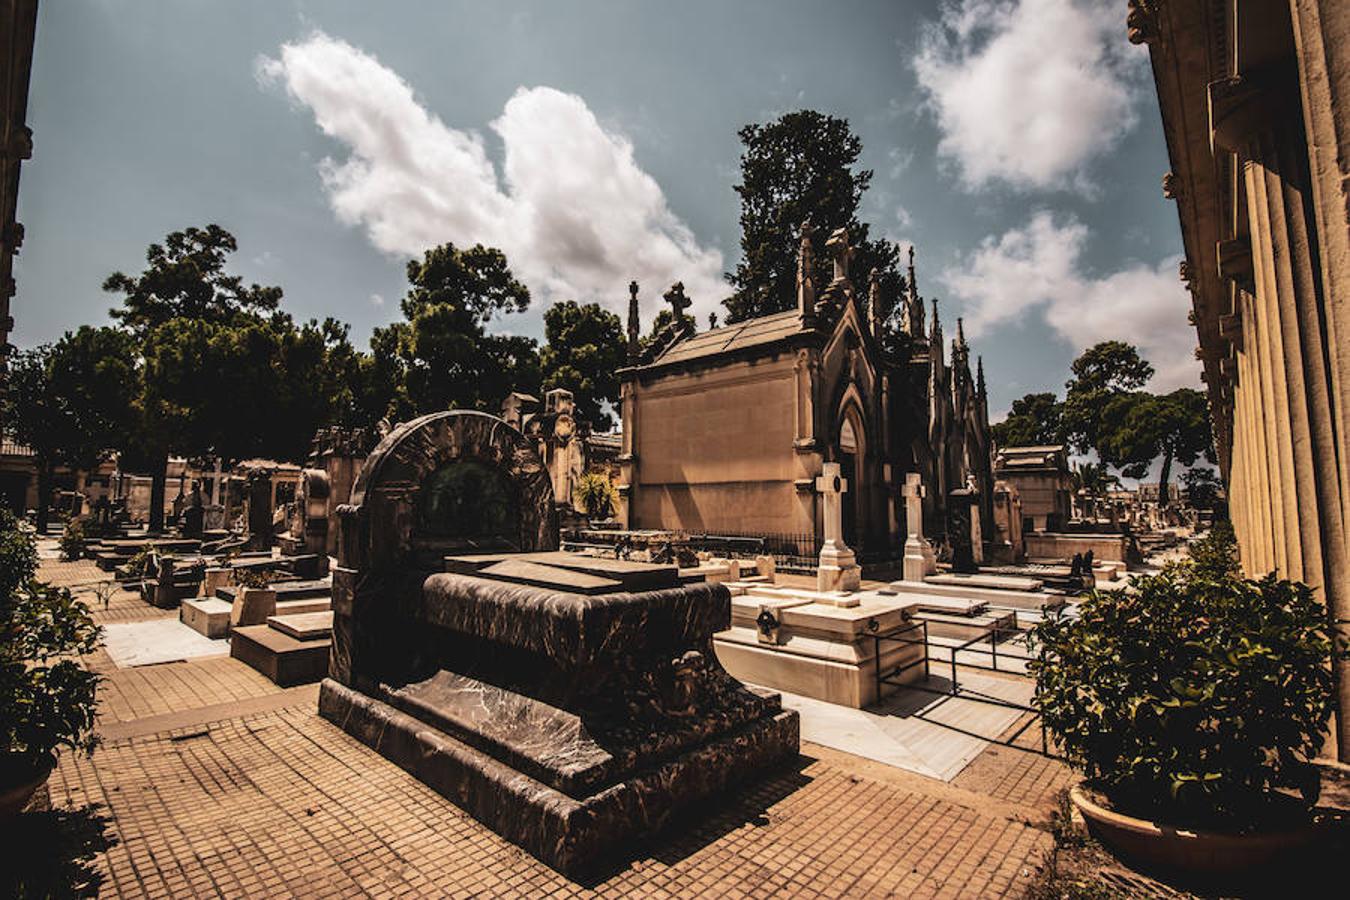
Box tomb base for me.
[816,541,861,596]
[230,622,331,686]
[714,587,925,708]
[318,678,799,877]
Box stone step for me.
[924,572,1044,591]
[266,610,333,641]
[230,624,330,687]
[910,609,1019,644]
[180,597,232,639]
[274,597,332,616]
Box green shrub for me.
[58,519,86,561]
[1028,560,1340,829]
[574,472,617,517]
[1187,519,1240,580]
[0,509,102,768]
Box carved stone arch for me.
[338,410,558,574]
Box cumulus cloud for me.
[914,0,1141,191]
[257,32,725,319]
[942,211,1199,390]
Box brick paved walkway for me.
[9,555,1075,898]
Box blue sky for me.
[13,0,1193,418]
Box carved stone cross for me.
[816,462,849,544]
[901,472,936,582]
[663,281,691,320]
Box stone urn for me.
[0,752,55,820]
[229,586,277,628]
[1070,784,1321,880]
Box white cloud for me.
[258,32,725,320]
[914,0,1141,191]
[941,211,1199,390]
[369,293,385,307]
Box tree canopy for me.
[540,301,625,431]
[991,392,1064,448]
[723,110,903,324]
[1061,341,1156,456]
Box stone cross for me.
[901,472,937,582]
[816,462,849,545]
[815,461,861,599]
[663,281,691,321]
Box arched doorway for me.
[838,410,865,548]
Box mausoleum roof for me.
[648,309,803,367]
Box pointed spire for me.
[977,356,987,399]
[956,317,967,351]
[906,245,925,338]
[796,219,817,323]
[930,297,941,341]
[867,267,883,338]
[626,280,641,363]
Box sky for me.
[13,0,1195,419]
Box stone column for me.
[816,462,860,601]
[901,473,936,582]
[1213,64,1350,758]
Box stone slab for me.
[318,678,800,877]
[275,597,332,616]
[883,580,1061,612]
[458,558,625,595]
[102,619,230,668]
[216,578,331,603]
[924,572,1044,592]
[230,625,331,687]
[179,597,232,639]
[266,610,333,640]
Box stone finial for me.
[1126,0,1159,45]
[626,280,641,361]
[1179,259,1192,286]
[709,312,718,329]
[825,227,852,284]
[796,219,817,319]
[663,282,691,322]
[867,268,883,337]
[1162,172,1178,199]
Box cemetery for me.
[5,1,1350,897]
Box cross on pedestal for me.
[815,462,860,599]
[901,472,937,582]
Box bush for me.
[574,472,617,518]
[1028,558,1340,829]
[58,519,86,561]
[0,509,102,769]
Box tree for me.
[723,110,903,324]
[1098,388,1214,505]
[1182,466,1224,512]
[1061,341,1156,456]
[991,392,1064,448]
[4,328,137,531]
[540,301,626,431]
[379,242,540,416]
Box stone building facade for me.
[1,0,39,417]
[616,226,994,559]
[1132,0,1350,757]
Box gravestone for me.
[244,468,274,551]
[319,411,797,876]
[815,461,861,599]
[181,482,205,539]
[901,473,937,582]
[947,487,980,574]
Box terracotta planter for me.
[1070,784,1320,878]
[0,753,55,820]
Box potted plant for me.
[1028,523,1341,880]
[0,509,102,818]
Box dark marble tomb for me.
[318,411,799,876]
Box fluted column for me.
[1213,63,1350,758]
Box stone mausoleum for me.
[616,225,994,560]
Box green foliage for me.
[1182,466,1224,511]
[58,520,86,562]
[1029,559,1340,828]
[104,224,281,336]
[1097,388,1214,496]
[1070,462,1118,499]
[233,567,272,590]
[540,302,625,431]
[991,392,1064,448]
[0,510,102,767]
[723,110,903,324]
[574,472,617,518]
[1060,342,1154,455]
[376,242,541,417]
[1187,519,1241,580]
